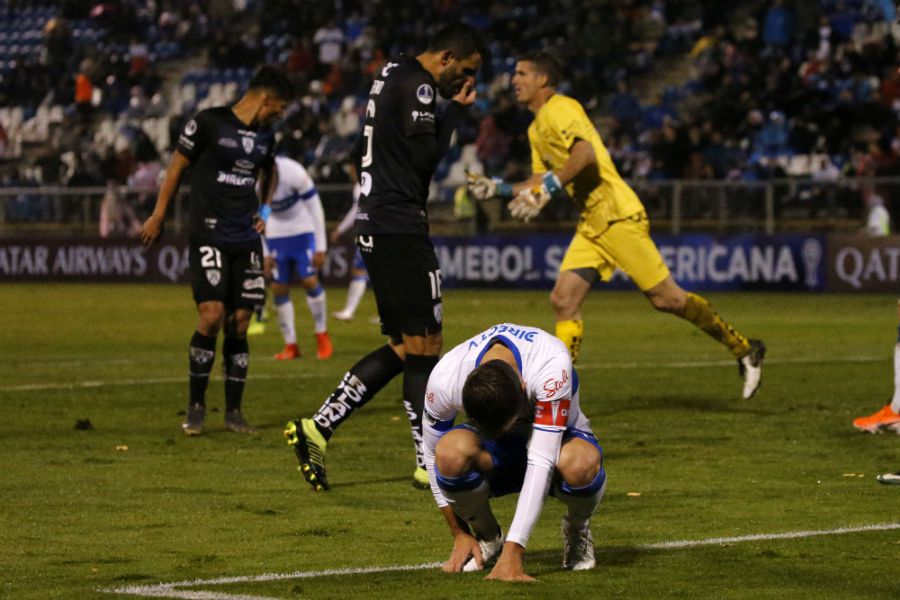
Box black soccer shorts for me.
[189,238,265,310]
[357,234,443,338]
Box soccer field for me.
[1,284,898,599]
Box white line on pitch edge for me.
[2,355,886,393]
[104,522,900,599]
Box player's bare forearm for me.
[512,140,596,195]
[485,542,534,582]
[440,505,470,537]
[141,150,189,245]
[260,163,278,207]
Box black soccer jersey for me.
[355,56,440,235]
[176,106,275,243]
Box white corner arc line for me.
[102,523,900,599]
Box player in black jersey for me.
[285,24,487,491]
[141,66,293,436]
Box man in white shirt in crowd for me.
[423,323,606,581]
[264,155,333,360]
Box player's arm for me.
[255,161,278,235]
[140,149,190,246]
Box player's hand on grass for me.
[313,251,326,269]
[443,532,482,572]
[507,187,550,222]
[485,544,534,583]
[452,78,476,106]
[140,214,163,246]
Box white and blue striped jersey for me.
[265,156,326,251]
[422,323,592,548]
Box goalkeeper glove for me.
[466,171,513,201]
[508,187,551,222]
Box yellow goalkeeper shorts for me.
[559,211,670,291]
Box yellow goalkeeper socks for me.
[556,319,584,363]
[682,293,750,358]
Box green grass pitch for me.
[2,284,899,599]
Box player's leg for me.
[221,240,266,433]
[299,273,332,360]
[334,250,368,321]
[185,240,230,436]
[853,298,900,432]
[433,425,506,570]
[394,235,444,487]
[550,270,593,363]
[607,214,764,398]
[269,237,300,360]
[284,234,406,490]
[554,432,606,570]
[222,308,255,433]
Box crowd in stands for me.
[2,0,900,228]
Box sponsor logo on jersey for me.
[184,119,197,136]
[242,136,254,154]
[178,135,194,150]
[206,268,221,286]
[218,137,238,148]
[433,301,443,324]
[370,80,385,95]
[426,392,435,404]
[411,110,435,123]
[235,158,255,170]
[416,84,434,104]
[216,171,255,187]
[204,217,217,229]
[534,398,570,428]
[243,276,265,290]
[542,369,569,399]
[359,172,372,196]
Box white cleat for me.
[462,530,504,572]
[332,310,355,322]
[562,516,596,571]
[739,339,766,399]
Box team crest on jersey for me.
[433,302,443,324]
[416,84,434,104]
[184,119,197,136]
[206,268,221,286]
[242,136,254,154]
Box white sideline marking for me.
[2,355,885,393]
[103,523,900,599]
[0,372,322,392]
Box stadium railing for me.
[0,178,894,237]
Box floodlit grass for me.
[1,284,898,599]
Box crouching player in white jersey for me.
[264,155,333,360]
[423,323,606,581]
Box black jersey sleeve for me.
[397,72,437,137]
[176,110,212,162]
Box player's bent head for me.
[427,23,489,98]
[462,359,526,438]
[248,65,294,122]
[427,23,489,64]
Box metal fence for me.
[0,177,895,237]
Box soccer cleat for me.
[738,339,766,399]
[332,309,354,322]
[274,344,301,361]
[315,332,333,360]
[561,515,596,571]
[182,402,206,436]
[224,408,256,434]
[877,471,900,485]
[412,466,430,489]
[284,418,329,491]
[852,404,900,434]
[246,315,266,336]
[462,529,504,572]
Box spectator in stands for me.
[763,0,794,49]
[313,19,345,77]
[608,80,642,136]
[862,187,891,236]
[332,96,360,140]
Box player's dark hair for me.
[427,23,489,63]
[518,50,562,88]
[462,359,525,438]
[248,65,294,101]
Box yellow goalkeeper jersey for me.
[528,93,644,233]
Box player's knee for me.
[424,332,443,355]
[559,446,602,489]
[197,305,225,334]
[434,431,479,478]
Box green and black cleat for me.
[284,418,330,491]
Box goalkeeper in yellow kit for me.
[468,51,765,399]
